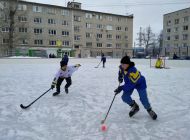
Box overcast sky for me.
[26,0,190,46]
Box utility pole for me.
[133,42,136,58]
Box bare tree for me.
[0,0,20,56]
[142,26,155,56]
[157,30,163,56]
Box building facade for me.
[0,1,133,58]
[163,7,190,58]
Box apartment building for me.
[163,7,190,58]
[0,1,133,58]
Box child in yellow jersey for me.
[155,57,164,68]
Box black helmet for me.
[121,56,131,64]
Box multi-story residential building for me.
[0,1,133,58]
[163,7,190,58]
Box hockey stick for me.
[101,83,120,124]
[20,88,52,109]
[95,61,101,68]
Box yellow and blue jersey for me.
[118,65,147,92]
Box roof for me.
[20,0,133,18]
[164,7,190,16]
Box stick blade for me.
[101,120,105,124]
[20,104,28,109]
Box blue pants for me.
[121,89,151,109]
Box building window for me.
[20,39,28,45]
[61,10,69,16]
[86,23,92,29]
[74,4,80,8]
[106,25,113,30]
[62,20,68,26]
[167,20,171,26]
[19,27,27,33]
[96,15,102,20]
[166,28,171,33]
[107,16,112,21]
[107,43,112,47]
[97,33,102,38]
[166,44,170,47]
[48,19,56,24]
[174,27,179,32]
[183,16,189,22]
[107,34,112,39]
[74,16,81,22]
[49,40,56,46]
[47,8,56,14]
[182,34,188,40]
[49,30,56,35]
[1,27,9,32]
[116,26,122,31]
[167,36,170,41]
[174,35,179,40]
[117,18,121,22]
[125,43,128,48]
[183,25,188,31]
[63,41,69,46]
[62,31,69,36]
[174,43,178,47]
[17,4,27,11]
[3,38,9,44]
[86,33,92,38]
[174,19,179,24]
[125,27,128,31]
[34,40,43,45]
[34,18,42,23]
[34,28,42,34]
[85,13,92,19]
[97,24,103,29]
[97,43,102,47]
[182,43,187,47]
[74,35,81,41]
[116,35,121,40]
[86,42,92,47]
[18,16,27,22]
[33,6,42,13]
[1,14,9,21]
[125,35,128,40]
[74,26,80,32]
[116,43,121,48]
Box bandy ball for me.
[101,124,107,132]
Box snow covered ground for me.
[0,58,190,140]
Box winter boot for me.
[129,100,140,117]
[53,92,60,96]
[65,88,69,94]
[147,108,157,120]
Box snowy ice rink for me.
[0,58,190,140]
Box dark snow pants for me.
[56,77,72,93]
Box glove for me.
[75,64,81,67]
[51,84,55,89]
[114,86,123,95]
[118,70,123,83]
[51,80,56,89]
[118,78,123,83]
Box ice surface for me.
[0,58,190,140]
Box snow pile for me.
[7,56,42,59]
